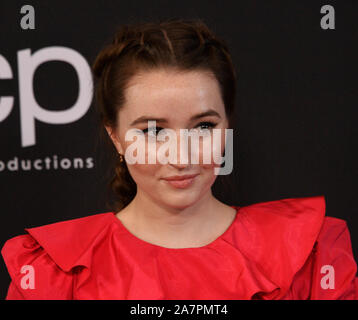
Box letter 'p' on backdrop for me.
[0,1,357,298]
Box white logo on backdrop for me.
[0,46,93,147]
[0,46,94,172]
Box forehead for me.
[121,69,225,120]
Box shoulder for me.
[1,212,114,299]
[2,212,115,272]
[232,195,357,299]
[233,195,326,256]
[286,215,358,300]
[318,215,352,244]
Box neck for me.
[118,188,227,248]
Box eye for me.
[196,121,217,131]
[142,126,164,136]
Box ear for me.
[105,125,124,154]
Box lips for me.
[162,174,199,189]
[162,174,199,181]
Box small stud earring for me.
[119,153,124,162]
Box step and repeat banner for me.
[0,1,357,299]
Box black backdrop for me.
[0,0,357,299]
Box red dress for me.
[1,195,357,300]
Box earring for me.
[119,153,124,162]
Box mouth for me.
[161,174,199,189]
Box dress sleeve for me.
[308,218,358,300]
[1,234,74,300]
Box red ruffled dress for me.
[1,195,358,300]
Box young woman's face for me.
[107,69,229,210]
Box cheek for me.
[122,139,160,183]
[199,129,227,170]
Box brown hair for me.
[92,18,237,213]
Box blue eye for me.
[141,122,217,135]
[197,122,216,130]
[142,127,163,135]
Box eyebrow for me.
[129,110,222,126]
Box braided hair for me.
[92,18,237,212]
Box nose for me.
[168,129,191,169]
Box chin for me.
[158,193,201,210]
[162,201,197,210]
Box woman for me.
[2,18,358,300]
